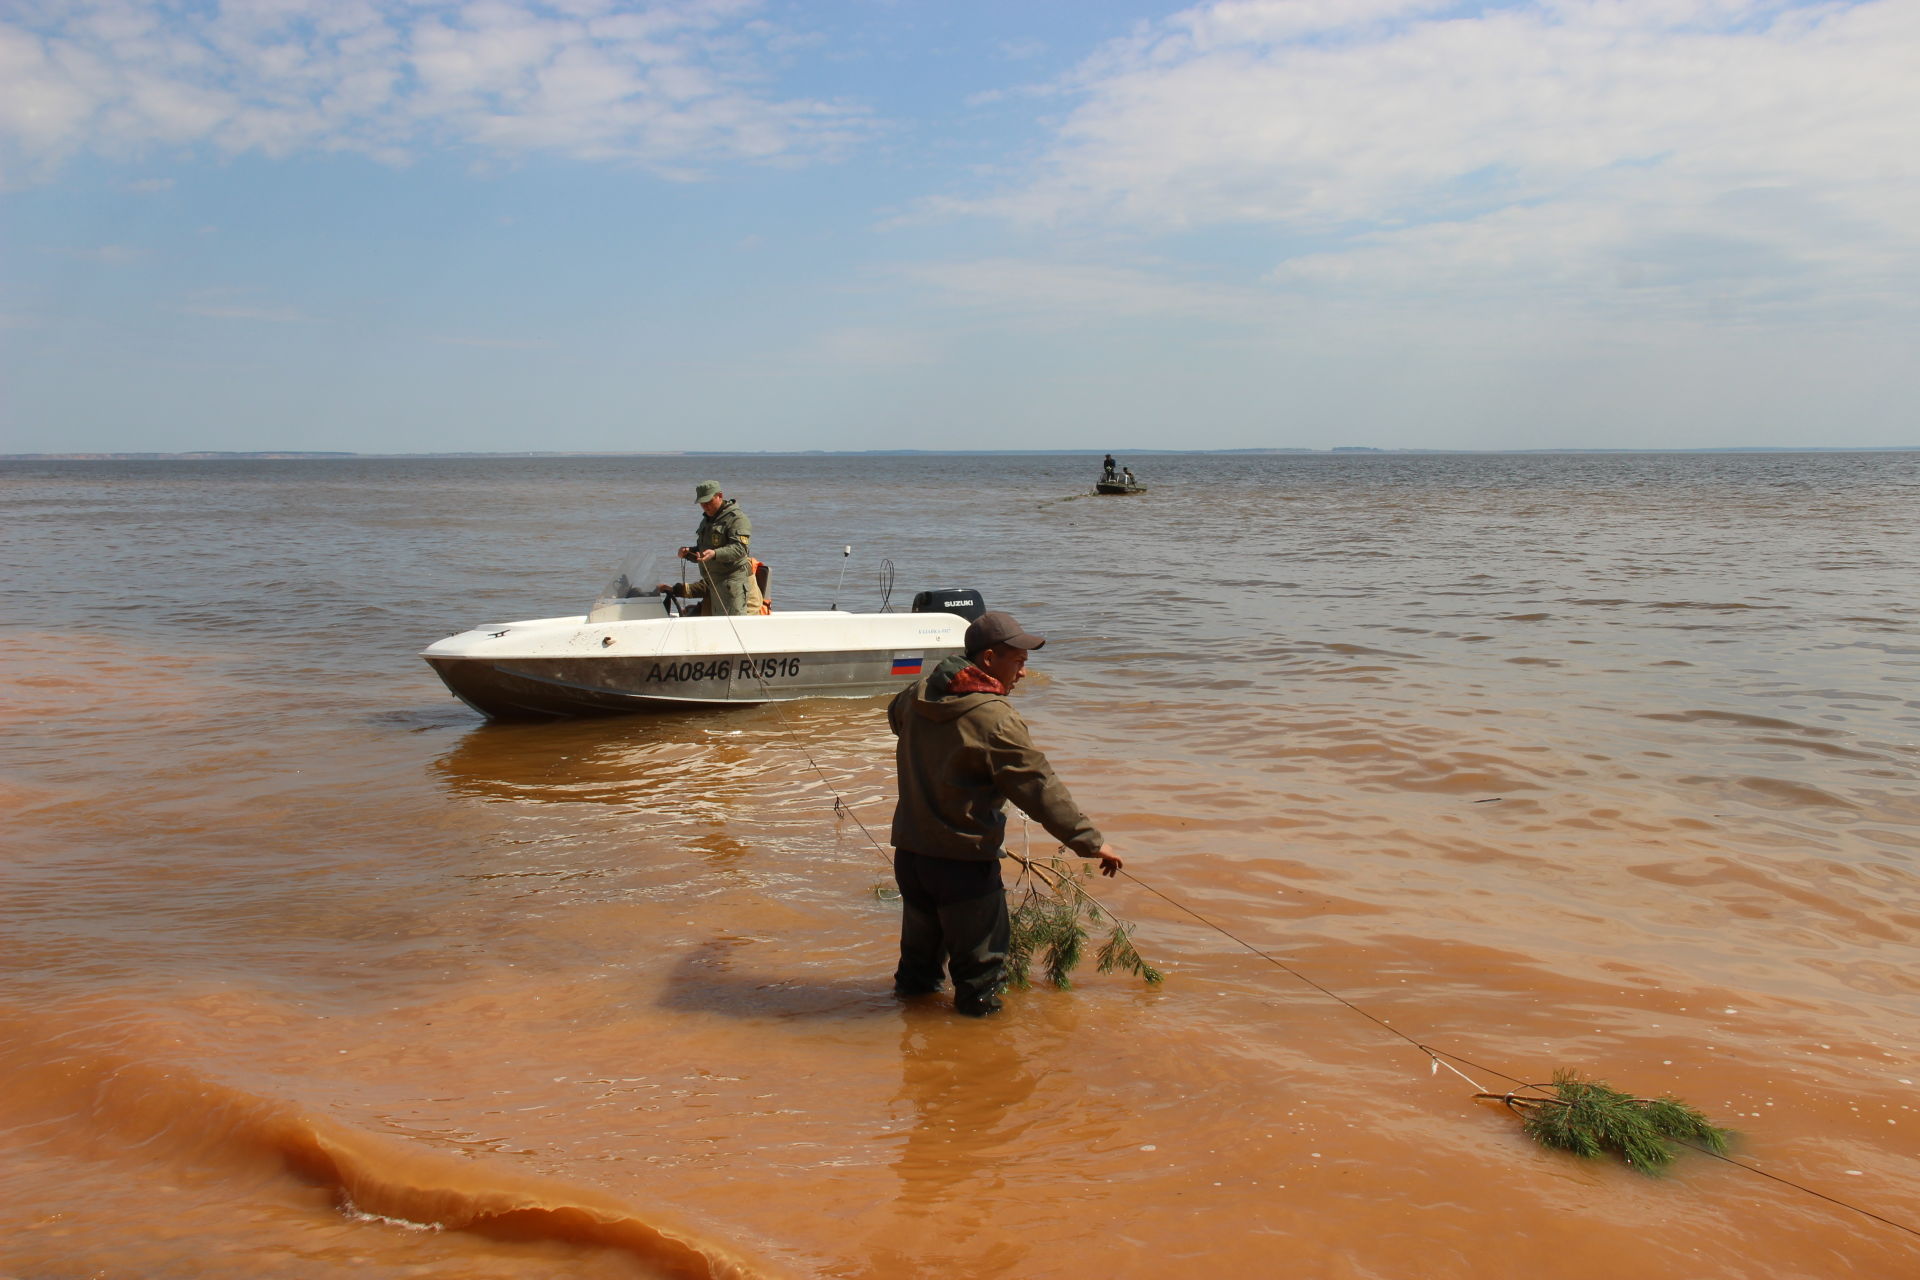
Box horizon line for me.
[6,445,1919,461]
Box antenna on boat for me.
[831,545,851,610]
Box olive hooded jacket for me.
[687,498,752,615]
[887,656,1105,862]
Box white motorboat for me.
[422,548,980,720]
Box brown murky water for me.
[3,452,1918,1278]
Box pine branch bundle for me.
[1008,894,1084,989]
[1005,852,1163,990]
[1485,1069,1731,1174]
[1095,921,1164,985]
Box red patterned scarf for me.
[946,664,1007,696]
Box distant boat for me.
[1094,480,1148,495]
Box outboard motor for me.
[911,589,986,621]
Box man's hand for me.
[677,546,693,561]
[1093,844,1122,877]
[694,548,716,563]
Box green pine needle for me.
[1515,1070,1733,1174]
[1639,1094,1731,1154]
[1095,923,1165,985]
[1042,901,1086,990]
[1003,853,1162,991]
[1007,896,1044,990]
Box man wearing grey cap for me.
[675,481,753,616]
[886,611,1123,1017]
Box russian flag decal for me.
[891,653,924,675]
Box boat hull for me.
[422,610,966,720]
[1094,482,1148,495]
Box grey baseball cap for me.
[694,480,721,501]
[964,611,1046,655]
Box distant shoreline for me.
[4,446,1917,461]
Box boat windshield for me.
[590,544,685,616]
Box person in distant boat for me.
[674,481,754,616]
[886,610,1122,1017]
[1102,453,1118,482]
[1122,467,1136,486]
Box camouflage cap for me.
[964,611,1046,655]
[694,480,721,501]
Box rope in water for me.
[704,575,896,871]
[700,591,1920,1243]
[1115,870,1920,1241]
[1118,868,1513,1091]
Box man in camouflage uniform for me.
[678,481,753,616]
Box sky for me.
[2,0,1916,454]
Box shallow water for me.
[3,451,1918,1277]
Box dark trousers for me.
[892,850,1008,1008]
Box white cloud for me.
[179,303,326,323]
[429,333,555,348]
[784,325,939,368]
[944,0,1920,325]
[0,26,97,152]
[0,0,870,174]
[899,258,1273,328]
[178,288,324,323]
[56,243,142,263]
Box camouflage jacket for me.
[688,499,752,615]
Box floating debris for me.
[1480,1069,1732,1174]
